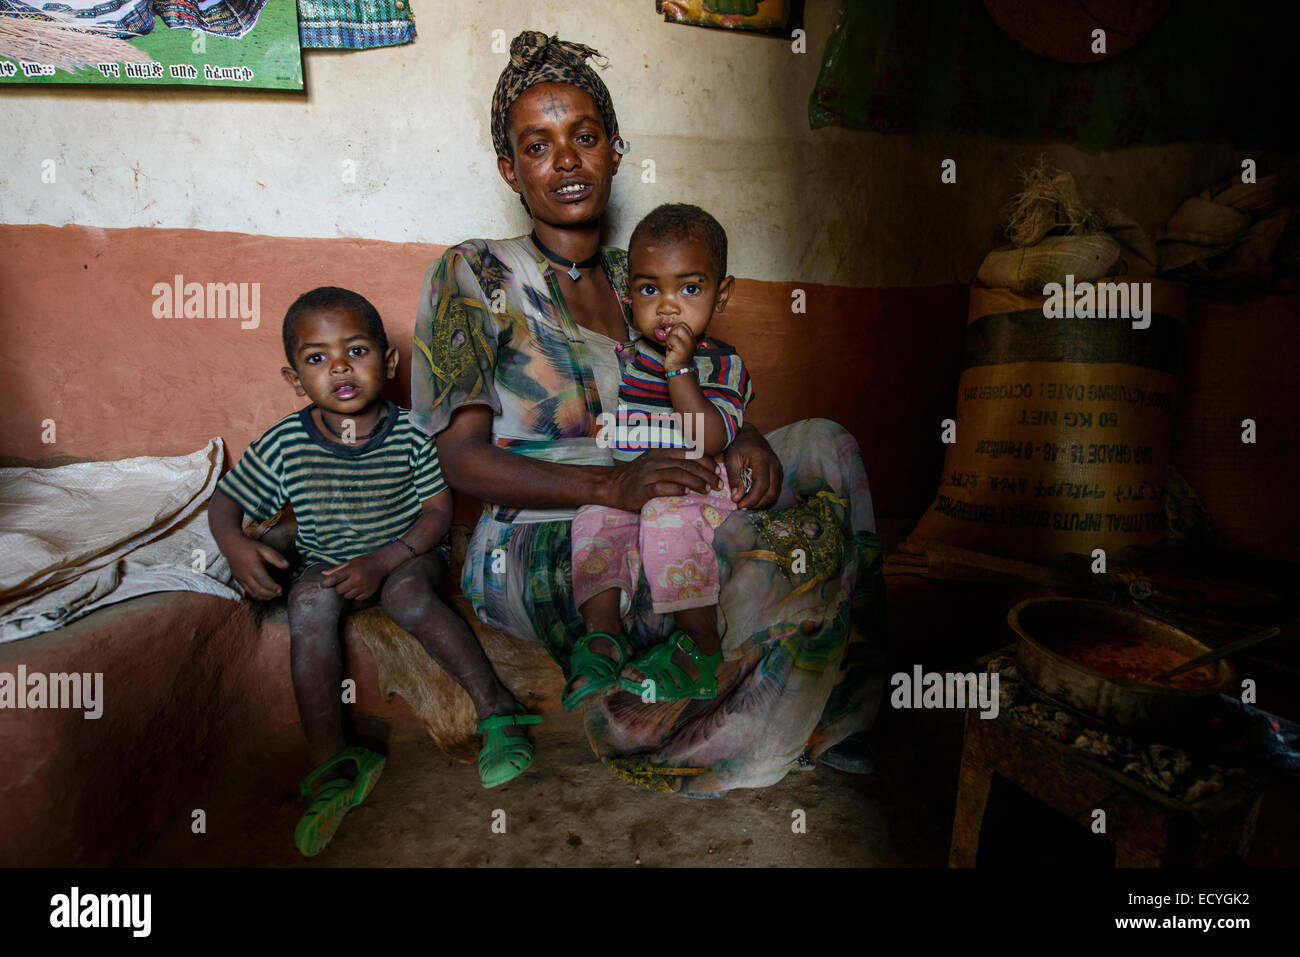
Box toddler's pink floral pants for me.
[571,464,738,615]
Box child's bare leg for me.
[380,553,520,733]
[579,587,622,636]
[672,604,719,655]
[566,587,627,698]
[286,565,350,768]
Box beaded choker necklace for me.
[531,230,601,281]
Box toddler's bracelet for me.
[393,538,417,557]
[665,366,697,378]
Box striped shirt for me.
[613,339,753,461]
[217,401,446,565]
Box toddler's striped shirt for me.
[612,339,753,461]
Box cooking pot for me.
[1009,597,1236,736]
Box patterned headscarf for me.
[490,30,621,158]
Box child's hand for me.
[226,538,292,600]
[320,553,390,601]
[663,323,698,373]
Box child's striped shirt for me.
[612,339,753,461]
[217,401,445,565]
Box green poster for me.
[0,0,302,90]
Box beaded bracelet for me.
[665,366,697,378]
[393,538,417,557]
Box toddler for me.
[565,204,753,708]
[209,287,539,856]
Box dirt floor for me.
[137,695,1300,868]
[135,699,966,868]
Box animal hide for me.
[348,528,564,762]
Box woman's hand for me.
[725,423,783,509]
[601,448,723,512]
[439,405,721,513]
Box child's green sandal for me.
[561,630,632,710]
[617,630,723,702]
[293,745,386,857]
[476,705,542,789]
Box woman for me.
[413,31,884,795]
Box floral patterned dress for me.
[413,235,885,794]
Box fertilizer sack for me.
[904,278,1186,565]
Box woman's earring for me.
[613,137,630,156]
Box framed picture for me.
[0,0,302,89]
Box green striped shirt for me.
[217,401,446,565]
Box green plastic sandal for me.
[618,630,723,702]
[561,630,632,711]
[476,705,543,789]
[293,746,386,857]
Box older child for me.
[565,205,753,709]
[208,287,539,856]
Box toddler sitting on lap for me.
[565,204,754,709]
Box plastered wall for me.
[0,0,1259,287]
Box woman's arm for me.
[437,405,724,512]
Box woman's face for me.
[498,82,622,227]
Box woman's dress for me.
[413,236,885,794]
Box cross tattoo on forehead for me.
[541,93,568,121]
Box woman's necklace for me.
[318,407,387,442]
[531,230,601,281]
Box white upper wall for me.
[0,0,1254,286]
[1,1,857,279]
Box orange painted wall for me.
[4,223,1296,549]
[1,224,970,518]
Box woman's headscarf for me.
[491,30,621,158]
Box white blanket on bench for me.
[0,438,240,644]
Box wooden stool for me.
[949,687,1271,868]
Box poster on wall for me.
[0,0,303,89]
[656,0,803,37]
